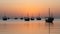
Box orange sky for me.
[0,0,60,18]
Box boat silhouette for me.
[45,8,54,23]
[24,17,30,21]
[20,17,23,20]
[2,16,8,20]
[14,17,18,19]
[36,17,41,20]
[36,13,41,20]
[2,11,8,20]
[30,14,34,20]
[20,13,24,20]
[24,13,30,21]
[30,17,34,20]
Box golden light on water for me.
[0,22,48,34]
[0,19,60,34]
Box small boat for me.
[30,17,34,20]
[14,17,18,19]
[36,17,41,20]
[20,14,24,20]
[45,8,54,23]
[24,13,30,21]
[24,17,30,21]
[36,13,41,20]
[2,16,8,20]
[2,12,8,21]
[30,14,34,20]
[20,17,23,20]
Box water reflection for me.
[45,22,54,34]
[0,19,60,34]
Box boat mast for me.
[31,14,33,17]
[39,12,40,17]
[27,12,29,17]
[3,11,6,17]
[49,8,50,17]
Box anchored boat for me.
[45,8,54,23]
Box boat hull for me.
[2,18,8,20]
[20,18,23,20]
[45,17,54,23]
[36,17,41,20]
[24,17,30,21]
[30,18,34,20]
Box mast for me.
[25,11,29,18]
[49,8,50,17]
[27,12,29,17]
[49,8,53,17]
[38,13,40,17]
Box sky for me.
[0,0,60,18]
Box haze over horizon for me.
[0,0,60,18]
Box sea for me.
[0,19,60,34]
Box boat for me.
[24,13,30,21]
[14,17,18,19]
[30,17,34,20]
[24,17,30,21]
[2,16,8,20]
[2,11,8,21]
[30,14,34,20]
[45,8,54,23]
[36,13,41,20]
[20,13,24,20]
[36,17,41,20]
[20,17,23,20]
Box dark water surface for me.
[0,19,60,34]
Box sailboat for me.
[2,12,8,20]
[45,8,54,23]
[24,13,30,21]
[30,17,34,20]
[14,17,18,20]
[36,13,41,20]
[20,14,23,20]
[30,14,34,20]
[20,17,23,20]
[2,16,8,20]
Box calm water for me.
[0,19,60,34]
